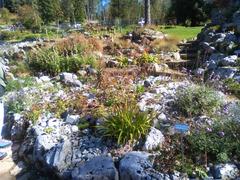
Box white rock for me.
[158,113,167,121]
[66,115,80,125]
[71,125,79,133]
[143,127,164,151]
[40,76,51,82]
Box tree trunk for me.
[144,0,151,25]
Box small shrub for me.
[6,77,36,92]
[28,47,98,76]
[136,84,145,94]
[44,127,54,134]
[136,52,158,66]
[187,119,240,163]
[25,106,42,125]
[52,98,70,119]
[18,5,42,32]
[224,78,240,98]
[0,31,22,41]
[98,102,152,145]
[10,61,31,77]
[217,152,229,163]
[116,56,129,68]
[176,85,223,116]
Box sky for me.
[101,0,110,8]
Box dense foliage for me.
[1,0,212,28]
[176,85,223,116]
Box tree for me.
[171,0,208,26]
[109,0,142,25]
[0,8,10,24]
[18,5,42,32]
[144,0,151,25]
[151,0,172,24]
[37,0,60,24]
[73,0,86,22]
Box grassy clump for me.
[98,102,152,145]
[224,78,240,98]
[176,85,223,117]
[27,34,101,76]
[28,47,97,76]
[137,52,158,65]
[6,77,36,92]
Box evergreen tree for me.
[73,0,86,22]
[171,0,208,26]
[37,0,58,24]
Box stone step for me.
[166,60,193,70]
[177,43,193,47]
[156,69,187,79]
[179,48,198,54]
[180,53,198,60]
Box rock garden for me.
[0,2,240,180]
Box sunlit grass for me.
[158,26,203,40]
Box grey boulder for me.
[211,164,239,179]
[119,151,164,180]
[218,55,238,66]
[59,72,82,87]
[71,156,118,180]
[44,139,72,174]
[213,67,237,79]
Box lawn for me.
[158,26,203,40]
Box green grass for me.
[159,26,203,40]
[0,29,61,42]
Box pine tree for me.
[73,0,86,22]
[37,0,58,24]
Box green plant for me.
[187,118,240,163]
[0,8,10,24]
[25,105,42,125]
[217,152,229,163]
[136,52,158,65]
[195,167,208,179]
[18,5,42,32]
[175,158,208,179]
[53,98,70,118]
[6,77,36,92]
[98,102,152,145]
[176,85,223,116]
[136,84,145,94]
[7,99,25,113]
[78,121,90,130]
[10,61,31,76]
[28,47,97,76]
[116,56,129,68]
[224,78,240,98]
[44,127,54,134]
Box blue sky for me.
[101,0,110,7]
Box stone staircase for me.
[166,40,200,71]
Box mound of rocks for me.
[196,2,240,81]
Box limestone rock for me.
[71,156,118,180]
[143,127,165,151]
[119,151,164,180]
